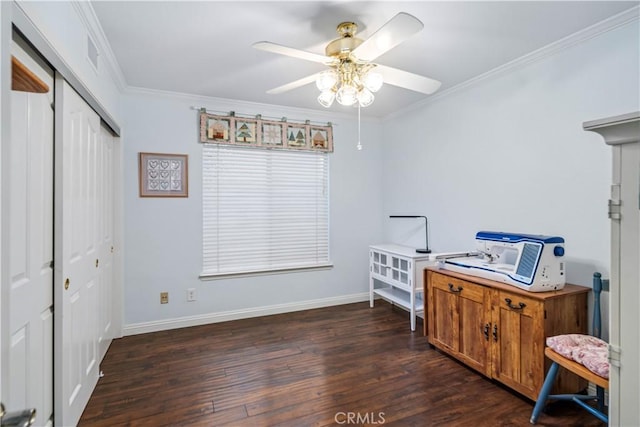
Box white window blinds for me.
[202,145,330,276]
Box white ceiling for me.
[91,1,638,118]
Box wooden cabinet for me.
[490,289,545,397]
[429,273,491,376]
[426,267,589,400]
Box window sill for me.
[199,263,334,281]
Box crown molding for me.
[72,0,127,92]
[68,1,639,124]
[11,1,121,134]
[385,5,640,121]
[123,85,371,124]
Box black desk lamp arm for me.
[389,215,430,253]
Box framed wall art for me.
[139,152,189,197]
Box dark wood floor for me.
[80,301,604,426]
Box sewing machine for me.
[441,231,566,292]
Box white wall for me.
[119,15,639,334]
[121,91,384,331]
[14,1,122,123]
[381,20,640,339]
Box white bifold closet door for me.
[53,77,114,427]
[5,42,55,427]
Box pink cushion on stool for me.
[547,334,609,379]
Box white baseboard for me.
[123,292,370,336]
[587,383,609,404]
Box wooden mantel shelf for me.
[12,55,49,93]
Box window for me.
[202,145,330,277]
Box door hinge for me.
[609,184,621,219]
[608,344,621,367]
[608,199,621,219]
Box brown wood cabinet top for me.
[425,266,590,300]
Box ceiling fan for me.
[252,12,441,108]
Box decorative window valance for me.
[199,110,333,153]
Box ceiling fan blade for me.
[253,41,335,65]
[376,64,441,95]
[266,73,321,95]
[353,12,424,62]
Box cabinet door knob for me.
[493,324,498,341]
[505,298,526,310]
[448,283,463,293]
[483,323,490,341]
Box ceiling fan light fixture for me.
[336,85,357,106]
[362,71,383,93]
[316,70,338,91]
[318,90,335,108]
[357,88,375,107]
[256,12,442,110]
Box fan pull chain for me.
[356,103,363,151]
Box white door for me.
[3,40,54,427]
[53,77,102,427]
[96,124,115,362]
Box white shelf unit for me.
[369,244,438,331]
[584,111,640,426]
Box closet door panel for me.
[54,77,103,427]
[4,39,55,427]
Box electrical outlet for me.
[160,292,169,304]
[187,288,196,302]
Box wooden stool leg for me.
[530,362,560,424]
